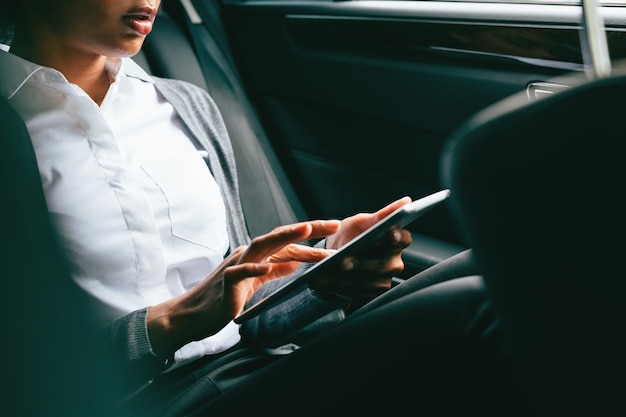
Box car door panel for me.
[206,0,626,274]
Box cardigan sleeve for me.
[103,308,173,391]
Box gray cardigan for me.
[105,78,347,387]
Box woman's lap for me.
[189,275,527,416]
[123,250,528,416]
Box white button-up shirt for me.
[0,51,241,366]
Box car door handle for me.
[527,82,570,101]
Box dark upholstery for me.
[0,97,125,415]
[441,74,626,415]
[136,11,208,91]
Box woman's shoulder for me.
[153,76,211,100]
[153,76,222,119]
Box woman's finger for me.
[266,244,336,263]
[371,196,412,223]
[304,219,341,239]
[243,223,313,262]
[244,220,340,263]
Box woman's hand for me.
[312,197,413,304]
[147,220,340,358]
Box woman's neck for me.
[10,29,112,105]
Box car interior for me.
[441,4,626,414]
[2,0,624,415]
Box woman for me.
[0,0,526,416]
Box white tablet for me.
[234,189,451,323]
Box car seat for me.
[0,96,127,416]
[440,2,626,415]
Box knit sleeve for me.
[104,308,172,391]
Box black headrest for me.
[441,75,626,415]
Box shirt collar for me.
[119,56,154,84]
[0,50,154,100]
[0,50,51,99]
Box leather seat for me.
[441,70,626,416]
[0,97,124,416]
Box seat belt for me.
[175,0,307,238]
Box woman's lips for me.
[123,9,156,36]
